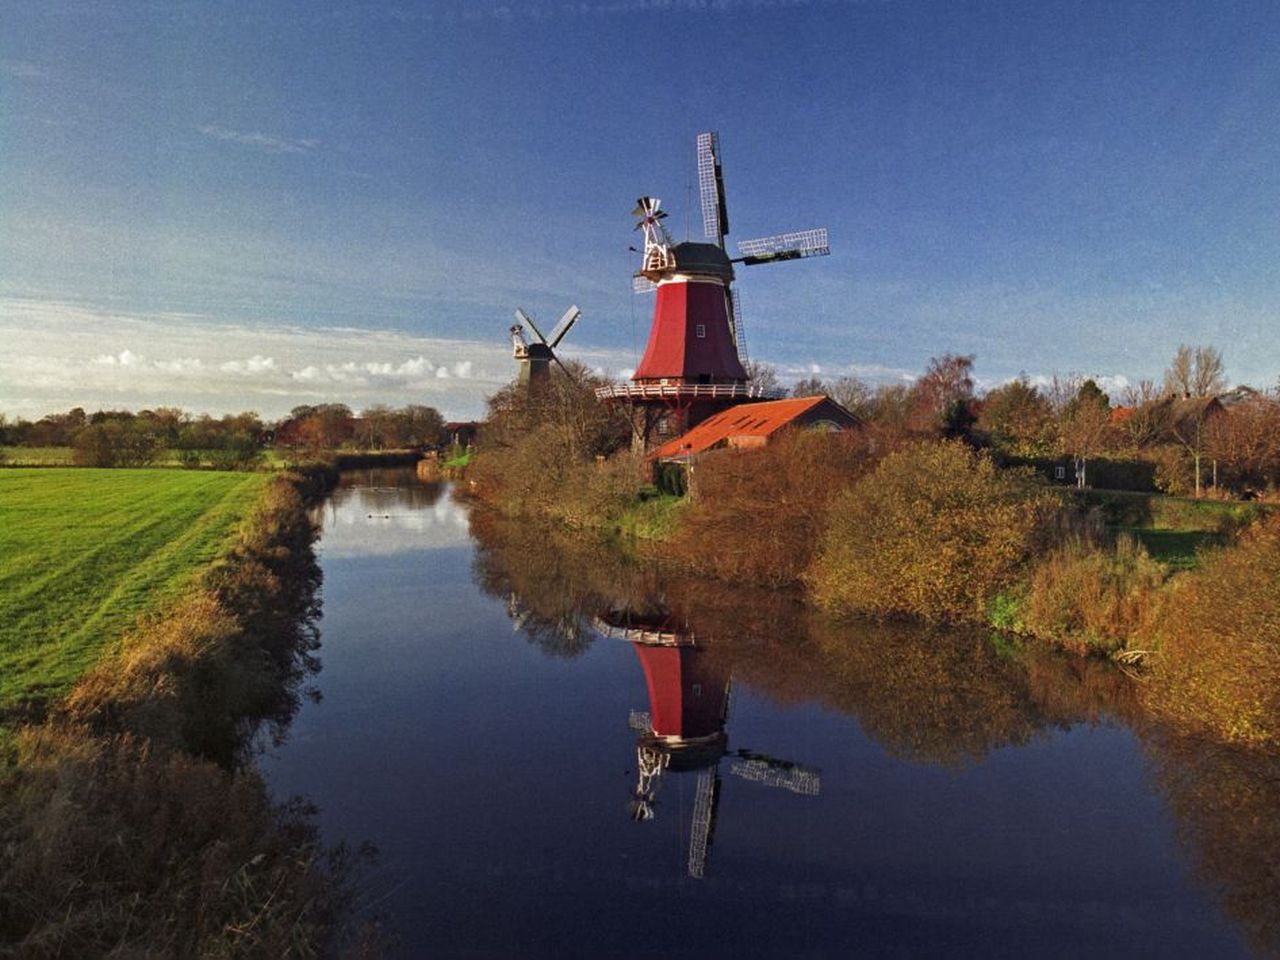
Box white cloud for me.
[153,357,205,374]
[0,297,631,420]
[92,349,142,367]
[220,355,278,375]
[196,124,318,155]
[396,356,435,376]
[1021,372,1134,403]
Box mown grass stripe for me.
[0,469,268,707]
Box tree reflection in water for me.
[467,505,1280,952]
[1143,733,1280,955]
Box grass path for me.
[0,469,268,709]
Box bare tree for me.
[1168,398,1222,497]
[1164,344,1225,398]
[1120,379,1160,407]
[743,360,780,396]
[791,376,828,397]
[1118,380,1170,450]
[829,376,873,418]
[1044,373,1083,417]
[1205,396,1280,492]
[1193,345,1227,398]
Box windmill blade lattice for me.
[736,228,830,265]
[697,132,728,245]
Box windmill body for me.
[597,132,831,452]
[511,305,580,392]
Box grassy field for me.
[0,469,269,712]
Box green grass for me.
[614,492,684,540]
[1121,527,1224,571]
[443,449,473,469]
[1073,487,1273,532]
[0,468,269,710]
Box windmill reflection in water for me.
[594,610,821,879]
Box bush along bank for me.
[0,465,380,958]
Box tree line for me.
[0,403,447,468]
[752,344,1280,499]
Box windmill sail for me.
[696,132,729,246]
[548,305,580,348]
[727,286,747,362]
[736,228,830,265]
[513,308,549,346]
[728,754,821,795]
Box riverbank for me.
[0,462,373,957]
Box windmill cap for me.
[667,242,734,280]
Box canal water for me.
[260,469,1263,958]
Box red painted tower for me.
[597,132,831,451]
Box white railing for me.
[594,382,778,401]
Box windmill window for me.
[695,324,706,338]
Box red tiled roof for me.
[649,395,830,460]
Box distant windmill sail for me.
[548,305,581,349]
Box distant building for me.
[443,421,482,449]
[649,395,861,461]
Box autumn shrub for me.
[468,367,631,513]
[807,440,1060,621]
[1142,516,1280,748]
[1147,444,1195,496]
[663,429,883,586]
[1017,534,1167,654]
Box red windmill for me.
[596,131,831,451]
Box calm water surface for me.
[259,470,1263,958]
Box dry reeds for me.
[1019,534,1168,655]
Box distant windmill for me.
[600,131,831,450]
[510,304,581,390]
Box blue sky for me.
[3,0,1280,418]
